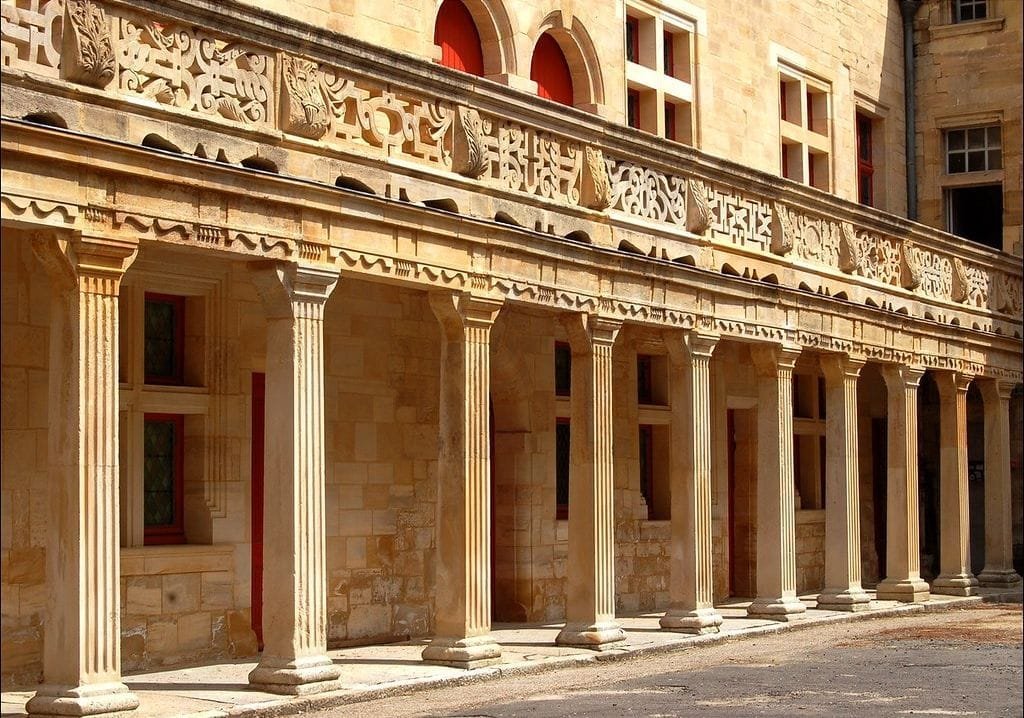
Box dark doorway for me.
[251,372,265,651]
[947,184,1003,250]
[871,418,888,584]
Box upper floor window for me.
[856,113,875,206]
[946,125,1001,173]
[145,293,185,385]
[434,0,484,76]
[953,0,987,22]
[531,32,574,105]
[779,64,831,191]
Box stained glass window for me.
[145,294,184,384]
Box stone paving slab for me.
[2,589,1017,718]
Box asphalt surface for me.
[323,604,1022,718]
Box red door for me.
[530,33,574,106]
[251,372,265,650]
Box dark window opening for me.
[626,16,639,64]
[555,342,572,397]
[556,419,570,519]
[946,126,1001,174]
[627,89,641,129]
[663,31,674,76]
[856,113,875,206]
[143,414,185,545]
[947,184,1003,250]
[664,102,676,141]
[953,0,987,23]
[639,424,654,509]
[145,293,185,385]
[637,354,654,404]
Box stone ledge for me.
[121,544,236,577]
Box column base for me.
[556,621,627,650]
[26,682,139,717]
[876,577,930,603]
[931,573,980,597]
[421,634,502,669]
[659,607,723,634]
[746,595,807,621]
[816,587,872,612]
[248,655,341,695]
[977,568,1023,588]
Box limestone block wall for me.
[795,510,826,594]
[322,280,441,644]
[1,237,52,688]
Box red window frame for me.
[856,113,875,206]
[531,33,574,106]
[144,292,185,385]
[143,413,186,546]
[663,31,675,77]
[664,102,677,141]
[627,89,641,129]
[433,0,485,76]
[626,16,640,64]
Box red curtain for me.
[531,33,574,105]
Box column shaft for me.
[932,371,978,595]
[877,365,930,602]
[556,314,626,648]
[249,263,340,695]
[817,355,871,611]
[977,381,1022,587]
[27,236,139,717]
[660,332,722,633]
[747,345,806,619]
[422,293,503,669]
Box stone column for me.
[932,371,979,596]
[660,331,723,634]
[421,292,504,669]
[26,235,139,717]
[747,345,806,620]
[248,262,341,695]
[877,365,930,602]
[556,314,627,649]
[977,380,1023,587]
[817,355,871,611]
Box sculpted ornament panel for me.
[63,0,114,87]
[605,159,686,225]
[280,54,328,139]
[452,105,487,178]
[580,146,611,210]
[1,0,62,76]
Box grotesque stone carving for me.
[280,54,328,140]
[685,178,711,235]
[770,201,796,255]
[63,0,116,88]
[951,257,970,303]
[839,222,864,274]
[900,241,922,290]
[580,146,612,210]
[452,105,488,178]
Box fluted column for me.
[747,344,806,620]
[932,371,979,596]
[421,292,504,669]
[556,314,626,649]
[660,331,722,634]
[877,365,930,602]
[26,235,139,717]
[248,262,340,695]
[817,354,871,611]
[977,380,1022,587]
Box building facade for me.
[1,0,1021,714]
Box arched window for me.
[434,0,485,76]
[530,32,574,105]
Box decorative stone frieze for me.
[580,146,612,210]
[660,331,722,634]
[900,241,922,291]
[422,292,504,669]
[25,233,140,717]
[685,178,711,236]
[606,159,686,224]
[248,261,341,695]
[816,354,871,611]
[838,222,865,274]
[556,313,627,649]
[63,0,115,88]
[280,54,328,140]
[931,371,979,596]
[451,105,489,179]
[877,365,931,603]
[747,344,806,620]
[770,201,796,255]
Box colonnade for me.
[24,249,1022,715]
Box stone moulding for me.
[280,54,328,140]
[63,0,116,88]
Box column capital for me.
[751,343,801,376]
[978,377,1018,403]
[819,353,866,383]
[562,312,622,351]
[663,330,719,366]
[880,363,926,391]
[934,369,973,398]
[32,233,138,290]
[428,291,503,338]
[250,261,339,317]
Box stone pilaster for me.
[747,344,806,620]
[421,292,504,669]
[556,314,627,649]
[248,262,341,695]
[977,380,1023,588]
[877,365,930,603]
[26,234,139,717]
[931,371,979,596]
[817,355,871,611]
[660,331,722,634]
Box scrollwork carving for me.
[451,105,488,178]
[63,0,115,88]
[606,159,685,224]
[580,146,611,210]
[280,54,327,139]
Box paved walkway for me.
[3,589,1020,718]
